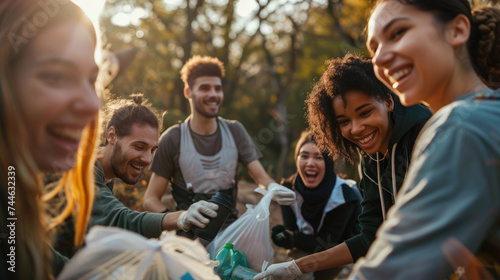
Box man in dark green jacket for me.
[56,94,218,257]
[92,94,218,236]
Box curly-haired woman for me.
[255,54,431,279]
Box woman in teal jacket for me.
[348,0,500,278]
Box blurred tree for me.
[472,0,500,6]
[100,0,372,180]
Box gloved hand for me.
[271,225,295,249]
[177,200,218,231]
[253,260,303,280]
[268,182,296,205]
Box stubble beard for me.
[110,141,141,185]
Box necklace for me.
[366,150,388,162]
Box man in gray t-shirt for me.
[143,56,295,234]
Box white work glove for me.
[253,260,303,280]
[268,182,296,206]
[177,200,218,231]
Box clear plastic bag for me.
[207,189,274,271]
[58,226,220,280]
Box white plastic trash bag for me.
[207,189,275,271]
[58,226,220,280]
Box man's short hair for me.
[180,55,225,89]
[101,93,161,146]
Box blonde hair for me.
[0,1,99,278]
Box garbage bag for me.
[207,189,274,271]
[58,226,220,280]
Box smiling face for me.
[13,22,99,172]
[367,1,458,108]
[188,76,223,119]
[333,90,393,155]
[110,124,158,185]
[296,142,326,189]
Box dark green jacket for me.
[345,97,431,261]
[1,185,68,279]
[55,162,167,257]
[90,161,166,238]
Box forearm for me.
[260,178,275,189]
[161,211,184,231]
[294,232,325,253]
[143,197,168,213]
[254,176,274,190]
[295,242,353,273]
[143,173,170,212]
[92,189,165,238]
[246,160,274,188]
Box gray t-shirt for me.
[150,118,262,207]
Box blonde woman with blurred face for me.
[345,0,500,278]
[0,0,100,278]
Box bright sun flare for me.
[72,0,106,28]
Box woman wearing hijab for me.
[271,131,362,279]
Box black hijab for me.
[294,152,337,232]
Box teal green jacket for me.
[350,90,500,279]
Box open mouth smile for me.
[305,170,318,179]
[357,131,376,145]
[130,162,146,171]
[388,67,412,88]
[48,126,83,142]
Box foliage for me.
[100,0,374,180]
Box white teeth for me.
[49,127,82,141]
[130,163,145,170]
[390,68,411,81]
[305,171,317,176]
[358,132,375,144]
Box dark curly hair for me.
[180,55,225,89]
[306,54,392,164]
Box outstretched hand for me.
[177,200,218,231]
[253,260,303,280]
[268,182,296,205]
